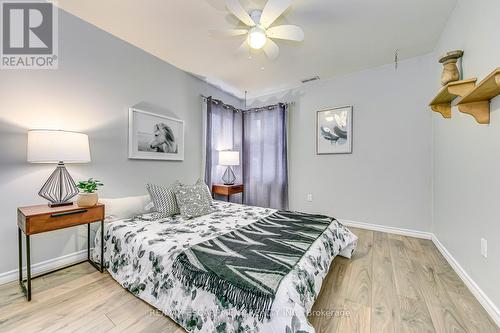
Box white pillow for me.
[99,195,153,222]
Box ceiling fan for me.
[212,0,304,60]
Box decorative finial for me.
[439,50,464,86]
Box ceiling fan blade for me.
[266,25,304,41]
[236,40,251,56]
[209,29,248,37]
[259,0,293,28]
[225,0,255,26]
[263,38,279,60]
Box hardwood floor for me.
[308,228,499,333]
[0,228,497,332]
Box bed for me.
[93,201,357,332]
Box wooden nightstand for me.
[17,203,105,301]
[212,184,244,203]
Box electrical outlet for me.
[481,238,487,258]
[307,194,313,202]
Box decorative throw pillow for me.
[175,184,214,219]
[196,178,213,205]
[146,182,181,219]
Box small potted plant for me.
[76,178,103,207]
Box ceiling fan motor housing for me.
[250,10,263,25]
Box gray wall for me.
[0,10,240,275]
[249,55,435,232]
[432,0,500,309]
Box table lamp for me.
[27,130,91,207]
[219,150,239,185]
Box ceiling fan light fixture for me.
[248,26,267,49]
[222,0,303,59]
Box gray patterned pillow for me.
[146,182,181,219]
[196,179,213,205]
[175,184,214,219]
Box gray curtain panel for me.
[205,98,288,209]
[243,104,288,210]
[204,97,243,195]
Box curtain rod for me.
[201,95,293,112]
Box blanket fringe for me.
[172,253,274,321]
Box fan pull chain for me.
[394,49,399,70]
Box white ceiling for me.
[54,0,457,99]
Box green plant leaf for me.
[76,178,104,193]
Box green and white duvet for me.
[94,201,357,333]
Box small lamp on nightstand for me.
[219,150,239,185]
[27,129,91,207]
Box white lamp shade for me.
[27,130,91,163]
[219,150,239,166]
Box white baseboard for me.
[432,235,500,328]
[340,219,433,240]
[340,218,499,328]
[0,249,87,286]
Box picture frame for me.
[316,105,353,155]
[128,108,185,161]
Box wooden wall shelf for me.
[429,79,477,118]
[456,68,500,124]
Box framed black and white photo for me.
[316,105,353,154]
[128,108,184,161]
